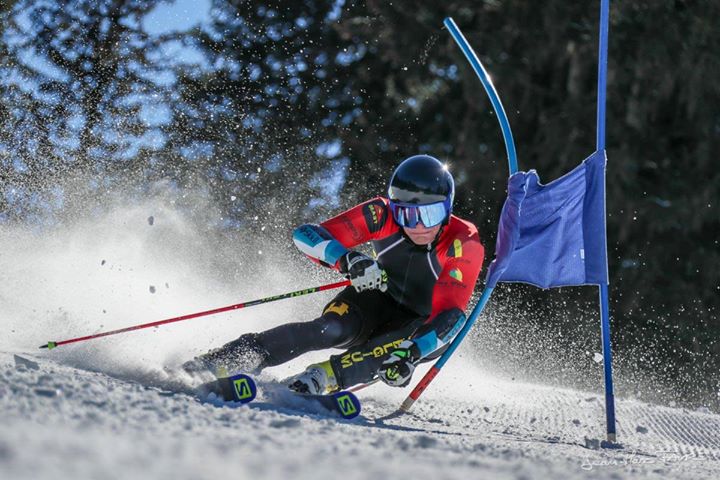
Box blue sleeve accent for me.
[324,239,349,265]
[293,224,349,266]
[292,225,319,248]
[413,331,439,358]
[411,311,467,359]
[440,313,466,343]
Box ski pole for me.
[39,279,351,350]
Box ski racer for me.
[184,154,484,394]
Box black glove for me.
[378,340,419,387]
[339,251,388,293]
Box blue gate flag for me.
[485,150,609,289]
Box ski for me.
[198,374,361,420]
[198,373,258,404]
[291,390,362,420]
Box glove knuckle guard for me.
[345,252,387,293]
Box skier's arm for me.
[292,223,350,268]
[409,231,485,359]
[292,197,392,269]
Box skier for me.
[184,154,484,394]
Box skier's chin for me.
[403,225,441,245]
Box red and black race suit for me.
[208,197,484,389]
[319,197,484,321]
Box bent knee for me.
[311,314,360,348]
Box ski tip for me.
[331,391,361,420]
[197,373,258,405]
[225,373,258,404]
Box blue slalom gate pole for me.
[403,10,618,445]
[444,18,518,174]
[596,0,617,443]
[400,18,517,412]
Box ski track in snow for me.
[1,352,719,480]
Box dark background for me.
[1,1,718,409]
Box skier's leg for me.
[241,307,361,365]
[328,316,426,389]
[283,291,412,394]
[184,287,375,376]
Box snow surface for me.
[2,351,720,480]
[2,202,720,479]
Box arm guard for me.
[293,197,394,268]
[409,308,467,359]
[293,224,349,268]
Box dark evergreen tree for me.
[0,0,173,220]
[164,0,364,230]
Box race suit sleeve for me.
[410,226,484,359]
[292,197,393,269]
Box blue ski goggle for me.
[388,198,451,228]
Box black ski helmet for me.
[387,155,455,227]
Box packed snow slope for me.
[2,351,720,480]
[1,200,719,479]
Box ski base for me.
[199,374,361,419]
